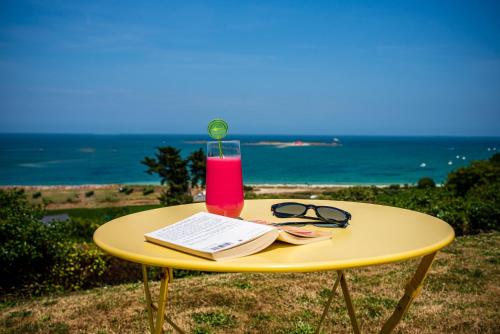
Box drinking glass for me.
[206,140,244,217]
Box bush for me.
[417,177,436,189]
[119,187,134,195]
[446,155,500,196]
[0,189,200,296]
[50,242,108,291]
[85,190,94,198]
[32,191,42,199]
[0,189,51,291]
[465,183,500,233]
[321,186,380,202]
[142,187,154,196]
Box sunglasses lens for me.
[274,204,306,216]
[317,207,348,221]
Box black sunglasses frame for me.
[271,202,351,228]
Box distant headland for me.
[184,138,342,148]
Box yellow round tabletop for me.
[93,199,454,273]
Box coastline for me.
[0,183,324,210]
[0,182,420,210]
[0,182,414,190]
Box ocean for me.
[0,134,499,186]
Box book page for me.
[145,212,276,253]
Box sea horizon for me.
[1,132,499,138]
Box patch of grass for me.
[126,281,141,291]
[40,314,50,322]
[100,195,119,203]
[191,326,212,334]
[47,204,161,221]
[7,310,32,319]
[318,288,332,300]
[48,322,70,334]
[249,312,274,327]
[1,321,41,333]
[191,311,235,328]
[355,296,397,319]
[281,319,315,334]
[232,280,252,290]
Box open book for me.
[144,212,332,261]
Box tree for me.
[142,146,192,206]
[417,177,436,189]
[187,148,207,189]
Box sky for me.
[0,1,499,136]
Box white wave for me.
[18,159,83,168]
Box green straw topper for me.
[208,119,228,158]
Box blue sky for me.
[0,1,499,136]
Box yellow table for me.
[93,199,454,334]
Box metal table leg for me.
[379,252,436,334]
[142,265,185,334]
[315,252,437,334]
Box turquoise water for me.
[0,134,499,186]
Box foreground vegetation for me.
[1,154,499,333]
[1,154,499,297]
[1,232,498,334]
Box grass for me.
[15,185,165,210]
[1,232,498,334]
[47,204,162,221]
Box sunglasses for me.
[271,202,351,228]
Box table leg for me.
[379,252,436,334]
[155,268,170,334]
[314,272,341,334]
[142,265,155,333]
[315,270,362,334]
[142,266,184,334]
[338,270,362,334]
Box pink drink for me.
[206,156,244,217]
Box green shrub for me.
[446,155,500,196]
[142,187,154,196]
[65,194,79,203]
[119,187,134,195]
[489,152,500,164]
[321,186,380,202]
[50,217,100,242]
[0,189,52,291]
[465,183,500,233]
[32,191,42,199]
[85,190,94,198]
[417,177,436,189]
[50,242,108,291]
